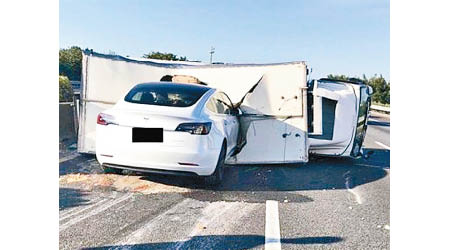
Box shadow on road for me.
[59,154,102,176]
[84,235,343,250]
[367,120,390,127]
[59,147,389,195]
[59,188,91,211]
[359,148,390,169]
[137,148,389,193]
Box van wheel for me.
[205,142,226,187]
[102,165,123,174]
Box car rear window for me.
[124,83,210,107]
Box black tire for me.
[102,165,123,174]
[204,141,226,187]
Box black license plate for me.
[132,128,163,142]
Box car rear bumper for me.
[102,163,200,177]
[97,145,221,176]
[96,123,225,176]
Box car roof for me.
[319,78,365,85]
[134,82,213,91]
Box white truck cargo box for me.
[78,50,309,164]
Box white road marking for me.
[343,171,362,205]
[265,200,281,250]
[345,179,362,205]
[174,202,237,250]
[370,117,390,123]
[113,199,256,250]
[113,199,196,250]
[59,197,107,221]
[375,141,390,150]
[369,118,382,123]
[59,193,132,231]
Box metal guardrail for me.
[370,104,390,113]
[59,102,76,141]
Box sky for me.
[60,0,390,80]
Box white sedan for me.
[96,82,239,185]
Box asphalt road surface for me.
[59,112,390,250]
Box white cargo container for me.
[77,50,371,163]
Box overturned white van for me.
[77,50,371,164]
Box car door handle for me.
[224,121,228,126]
[282,132,291,138]
[295,133,301,137]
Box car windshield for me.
[124,82,210,107]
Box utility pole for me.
[209,47,215,64]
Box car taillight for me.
[97,113,116,126]
[175,122,211,135]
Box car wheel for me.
[204,141,226,187]
[102,165,123,174]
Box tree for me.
[59,46,82,81]
[59,75,73,102]
[143,51,187,61]
[326,74,351,81]
[326,74,390,104]
[367,75,390,104]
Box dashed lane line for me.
[265,200,281,250]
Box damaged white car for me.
[96,82,239,185]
